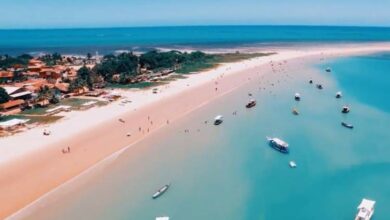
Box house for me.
[55,83,70,93]
[0,71,14,83]
[2,86,33,100]
[0,99,25,115]
[39,68,62,80]
[0,118,30,131]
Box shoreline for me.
[2,43,390,219]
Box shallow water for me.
[18,53,390,220]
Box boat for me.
[156,217,170,220]
[355,198,375,220]
[309,79,313,84]
[316,84,323,89]
[152,184,170,199]
[342,106,350,113]
[246,99,256,108]
[266,137,289,153]
[336,91,342,98]
[294,93,301,101]
[214,115,223,125]
[289,161,297,168]
[292,108,299,115]
[326,67,332,72]
[341,122,354,129]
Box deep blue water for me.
[1,25,390,55]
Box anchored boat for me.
[289,161,297,168]
[246,99,256,108]
[336,91,342,98]
[266,137,289,153]
[342,105,350,113]
[152,184,170,199]
[156,217,170,220]
[341,122,354,129]
[292,108,299,115]
[294,93,301,101]
[355,198,375,220]
[214,115,223,125]
[326,67,332,72]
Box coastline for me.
[2,43,390,219]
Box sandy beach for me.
[2,43,390,219]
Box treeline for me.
[0,54,33,70]
[74,50,213,88]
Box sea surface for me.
[17,52,390,219]
[1,26,390,55]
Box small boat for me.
[292,108,299,115]
[336,91,342,98]
[342,106,350,113]
[316,84,323,89]
[341,122,354,129]
[214,115,223,125]
[246,99,256,108]
[266,137,289,153]
[156,217,170,220]
[152,184,170,199]
[309,79,313,84]
[326,67,332,72]
[289,161,297,168]
[294,93,301,101]
[43,129,51,136]
[355,198,375,220]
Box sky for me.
[1,0,390,29]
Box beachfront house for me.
[0,71,14,83]
[0,118,30,131]
[0,99,25,115]
[2,86,33,101]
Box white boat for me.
[266,137,289,153]
[342,105,350,113]
[355,198,375,220]
[152,184,170,199]
[214,115,223,125]
[156,217,170,220]
[289,161,297,168]
[336,91,342,98]
[294,93,301,101]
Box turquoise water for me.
[20,53,390,220]
[1,26,390,55]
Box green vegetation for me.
[0,87,10,104]
[0,54,32,70]
[39,53,62,66]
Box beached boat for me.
[246,99,256,108]
[289,161,297,168]
[214,115,223,125]
[294,93,301,101]
[336,91,342,98]
[152,184,170,199]
[292,108,299,115]
[316,84,323,89]
[326,67,332,72]
[355,198,375,220]
[342,105,350,113]
[341,122,354,129]
[266,137,289,153]
[156,217,170,220]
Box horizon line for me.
[1,24,390,31]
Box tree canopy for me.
[0,87,10,104]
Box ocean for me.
[1,25,390,55]
[17,52,390,219]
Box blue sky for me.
[1,0,390,29]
